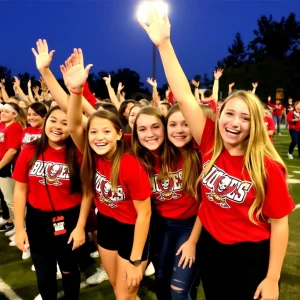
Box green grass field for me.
[0,128,299,300]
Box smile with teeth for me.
[51,131,62,136]
[95,142,107,147]
[173,136,186,140]
[225,128,240,135]
[146,139,157,143]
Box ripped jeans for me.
[151,214,200,300]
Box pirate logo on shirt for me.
[202,163,252,208]
[22,133,41,144]
[151,170,182,201]
[95,172,125,208]
[0,133,4,142]
[30,161,70,186]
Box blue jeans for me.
[289,129,300,157]
[272,116,282,133]
[151,214,200,300]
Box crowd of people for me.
[0,7,298,300]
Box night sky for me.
[1,0,300,89]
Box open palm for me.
[138,7,170,47]
[32,39,55,71]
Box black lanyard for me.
[42,153,56,212]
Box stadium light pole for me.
[137,1,168,81]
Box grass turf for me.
[0,128,299,300]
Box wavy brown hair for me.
[81,110,129,198]
[165,104,202,199]
[132,106,167,178]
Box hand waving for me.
[191,79,200,88]
[61,48,93,92]
[147,77,157,88]
[214,68,224,80]
[138,5,171,47]
[103,74,112,86]
[117,82,124,93]
[31,39,55,71]
[229,82,235,88]
[252,82,258,89]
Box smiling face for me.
[219,97,250,154]
[123,102,135,120]
[45,109,69,148]
[1,108,16,124]
[128,106,142,130]
[27,107,45,128]
[167,111,192,148]
[136,114,165,151]
[88,117,122,159]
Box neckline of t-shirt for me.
[223,148,244,160]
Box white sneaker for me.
[287,153,293,159]
[31,264,36,271]
[9,240,16,246]
[86,267,109,285]
[90,251,100,258]
[9,234,15,241]
[5,228,15,237]
[22,249,31,260]
[278,132,281,135]
[0,217,8,226]
[144,262,155,276]
[34,294,42,300]
[56,263,62,280]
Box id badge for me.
[52,216,67,236]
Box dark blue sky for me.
[1,0,300,89]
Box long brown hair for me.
[132,106,167,177]
[29,106,81,194]
[81,110,129,198]
[165,104,201,199]
[7,102,27,128]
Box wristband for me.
[70,89,83,95]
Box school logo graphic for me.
[151,170,182,201]
[95,172,125,208]
[22,133,41,144]
[202,162,252,208]
[29,160,70,186]
[0,133,4,142]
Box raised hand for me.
[13,76,21,87]
[229,82,235,88]
[103,74,111,86]
[117,82,124,93]
[27,79,31,88]
[61,48,93,92]
[31,39,55,71]
[191,79,200,88]
[138,5,171,47]
[214,68,224,80]
[252,82,258,88]
[147,77,157,88]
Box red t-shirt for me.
[200,100,217,114]
[21,127,42,148]
[151,156,200,219]
[124,134,132,146]
[13,144,82,211]
[264,116,275,143]
[94,153,152,225]
[287,110,300,131]
[83,82,97,108]
[197,118,295,244]
[268,100,284,117]
[0,122,23,160]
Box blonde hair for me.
[197,90,287,223]
[200,104,215,121]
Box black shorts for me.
[97,212,149,261]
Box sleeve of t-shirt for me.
[168,91,175,106]
[13,145,34,183]
[266,117,275,131]
[121,154,152,201]
[7,124,23,150]
[83,82,97,108]
[209,100,217,114]
[287,111,294,124]
[262,159,295,219]
[198,118,215,154]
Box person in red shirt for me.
[138,11,295,300]
[64,48,152,300]
[21,102,47,148]
[287,101,300,159]
[0,103,24,233]
[132,105,202,300]
[13,106,85,300]
[268,97,284,135]
[263,104,275,143]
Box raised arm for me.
[27,80,35,103]
[63,48,93,153]
[228,82,235,95]
[191,79,200,103]
[212,68,223,101]
[138,12,205,144]
[117,82,126,103]
[0,80,9,103]
[252,82,258,94]
[103,75,120,110]
[147,77,159,107]
[32,39,68,111]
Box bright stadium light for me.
[136,1,169,24]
